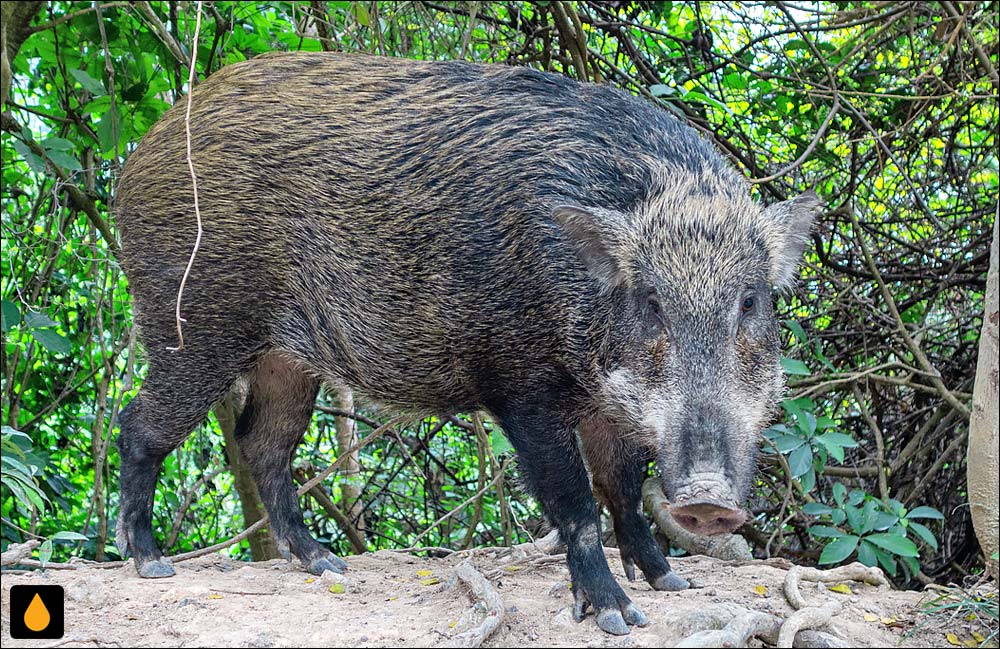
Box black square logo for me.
[9,585,64,639]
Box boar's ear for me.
[764,191,821,289]
[552,205,626,288]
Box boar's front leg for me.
[580,417,690,592]
[496,405,649,635]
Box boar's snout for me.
[669,500,746,536]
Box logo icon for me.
[9,585,64,639]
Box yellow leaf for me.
[863,613,879,622]
[421,577,440,586]
[388,596,398,601]
[965,613,978,622]
[971,632,985,643]
[880,616,896,626]
[503,566,521,572]
[829,584,852,595]
[207,594,224,600]
[448,621,458,628]
[961,639,978,648]
[304,577,315,584]
[416,569,434,577]
[329,583,345,594]
[946,633,961,646]
[752,584,768,596]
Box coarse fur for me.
[114,51,818,635]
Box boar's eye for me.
[646,290,665,329]
[740,294,756,317]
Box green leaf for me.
[30,329,72,355]
[490,430,513,456]
[802,502,833,516]
[872,512,899,531]
[908,522,938,551]
[38,539,53,566]
[796,411,817,437]
[784,319,809,344]
[11,139,46,173]
[772,434,805,453]
[817,432,858,448]
[865,533,919,558]
[819,535,858,565]
[46,149,82,172]
[1,298,20,331]
[808,525,847,538]
[857,539,877,567]
[787,443,813,478]
[42,137,75,152]
[780,357,811,376]
[832,482,847,507]
[51,531,88,542]
[905,506,944,520]
[69,68,107,95]
[24,311,57,328]
[844,504,862,532]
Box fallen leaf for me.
[946,633,961,646]
[971,631,985,643]
[207,594,224,600]
[304,577,315,584]
[961,639,978,648]
[880,616,897,626]
[448,621,458,628]
[863,613,879,622]
[965,613,978,622]
[752,584,768,596]
[421,577,440,586]
[503,565,521,572]
[829,583,853,595]
[416,569,434,577]
[329,583,346,594]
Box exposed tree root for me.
[674,562,886,648]
[442,560,505,648]
[1,539,39,566]
[641,477,753,561]
[674,606,781,648]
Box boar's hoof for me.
[651,571,690,591]
[136,557,176,579]
[307,552,347,576]
[595,604,648,636]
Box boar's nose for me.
[669,501,746,536]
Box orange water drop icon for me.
[24,592,51,632]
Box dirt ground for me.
[0,548,969,647]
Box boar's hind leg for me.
[580,419,690,592]
[116,356,243,578]
[234,352,347,576]
[496,405,648,636]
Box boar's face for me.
[554,188,818,536]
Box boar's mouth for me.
[669,500,747,536]
[665,472,747,536]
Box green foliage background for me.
[1,1,996,587]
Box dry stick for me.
[850,383,890,503]
[848,210,971,419]
[134,1,190,68]
[167,1,204,352]
[443,560,505,648]
[940,1,1000,91]
[403,457,513,551]
[749,95,841,184]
